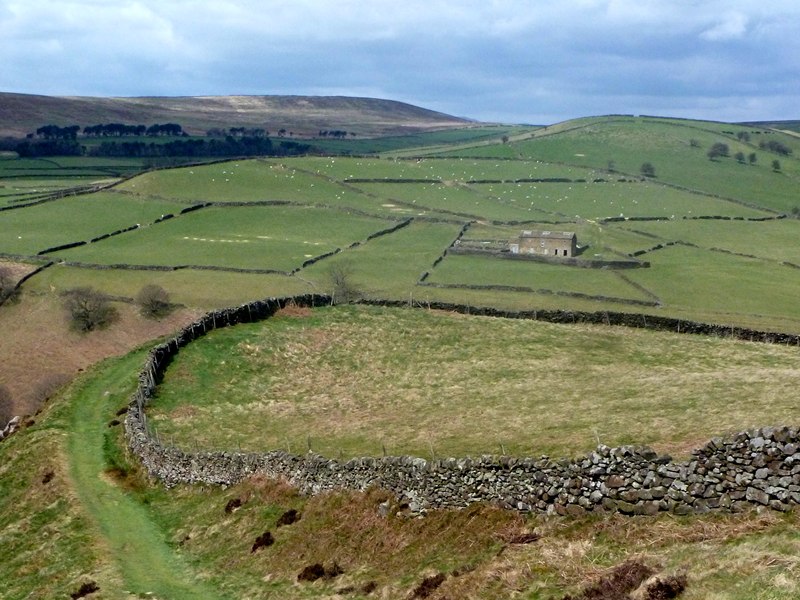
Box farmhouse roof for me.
[519,230,576,240]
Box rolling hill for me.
[0,92,472,138]
[1,111,800,598]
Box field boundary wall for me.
[125,295,800,516]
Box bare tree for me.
[62,287,118,332]
[31,373,71,407]
[328,262,362,304]
[135,284,173,319]
[0,385,13,427]
[0,266,20,305]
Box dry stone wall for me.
[125,294,800,515]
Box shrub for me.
[62,287,118,332]
[707,142,730,160]
[0,265,20,305]
[328,262,362,304]
[135,284,173,319]
[31,373,70,406]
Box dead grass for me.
[0,292,200,416]
[150,305,800,460]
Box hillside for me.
[0,92,472,138]
[2,114,800,598]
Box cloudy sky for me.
[1,0,798,124]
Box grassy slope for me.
[148,305,800,460]
[3,312,800,599]
[66,352,226,599]
[2,114,800,597]
[0,351,224,599]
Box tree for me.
[707,142,730,160]
[759,140,792,156]
[640,162,656,177]
[735,151,746,164]
[62,287,118,332]
[748,152,757,165]
[135,284,173,319]
[328,262,362,304]
[31,373,70,406]
[772,159,782,172]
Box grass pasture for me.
[118,159,355,205]
[353,181,539,221]
[302,219,464,296]
[620,217,800,264]
[0,193,185,255]
[25,263,315,309]
[149,304,800,461]
[3,114,800,600]
[4,345,799,600]
[427,253,654,303]
[0,156,148,204]
[467,180,771,221]
[626,244,800,328]
[435,117,800,212]
[51,205,395,271]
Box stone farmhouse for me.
[509,230,577,257]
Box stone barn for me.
[509,230,577,257]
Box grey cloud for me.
[0,0,798,122]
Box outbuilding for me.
[509,230,577,257]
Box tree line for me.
[206,127,268,137]
[85,137,310,158]
[318,130,355,138]
[31,122,186,140]
[3,121,313,157]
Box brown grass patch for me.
[0,293,200,415]
[152,305,800,461]
[410,572,446,598]
[275,303,312,318]
[563,560,656,600]
[169,405,200,419]
[250,530,274,553]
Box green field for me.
[52,205,396,271]
[432,117,800,212]
[148,305,800,460]
[2,115,799,330]
[426,253,653,302]
[0,193,184,255]
[3,114,800,600]
[619,217,800,263]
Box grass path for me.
[66,351,227,599]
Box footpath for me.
[66,352,225,599]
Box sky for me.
[1,0,798,124]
